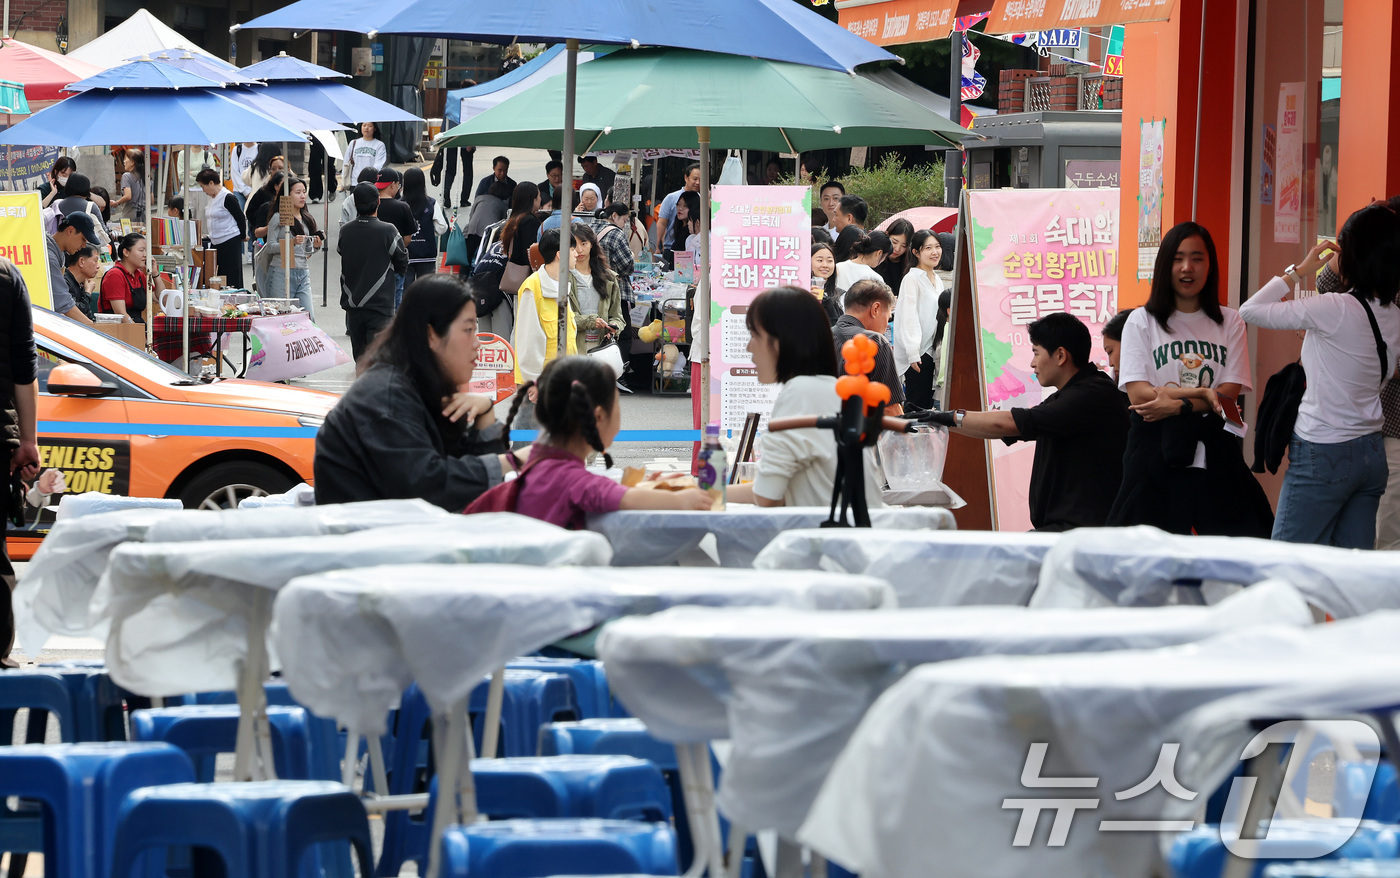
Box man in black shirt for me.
[339,183,408,361]
[579,155,615,197]
[832,194,868,262]
[474,156,516,199]
[831,279,904,416]
[924,312,1128,531]
[375,168,417,310]
[1,256,38,666]
[64,244,101,320]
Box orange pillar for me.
[1118,0,1241,307]
[1337,2,1400,219]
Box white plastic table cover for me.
[14,499,449,654]
[798,608,1400,878]
[95,514,611,697]
[587,506,956,567]
[753,529,1060,607]
[594,580,1313,839]
[270,564,896,735]
[1030,525,1400,618]
[237,483,316,509]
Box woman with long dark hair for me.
[111,150,146,222]
[1107,221,1272,536]
[402,166,449,283]
[244,144,285,195]
[877,218,915,295]
[314,275,517,508]
[895,230,945,409]
[567,223,625,353]
[340,122,387,194]
[665,190,701,269]
[1239,202,1400,548]
[491,181,543,342]
[263,176,323,315]
[810,241,840,324]
[39,156,76,208]
[726,286,885,509]
[248,170,286,295]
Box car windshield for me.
[33,307,202,385]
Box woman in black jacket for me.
[313,275,520,510]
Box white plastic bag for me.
[717,154,744,186]
[877,425,948,491]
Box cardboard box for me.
[93,322,148,349]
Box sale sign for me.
[707,185,811,432]
[472,333,517,403]
[964,188,1120,531]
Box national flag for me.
[954,12,989,32]
[961,105,978,129]
[961,37,986,101]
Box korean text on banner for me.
[708,185,810,433]
[0,191,53,309]
[965,188,1120,531]
[244,312,351,382]
[1137,119,1165,280]
[1274,83,1304,244]
[0,144,61,192]
[989,0,1179,32]
[836,0,958,48]
[472,332,517,403]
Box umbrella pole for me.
[283,141,292,304]
[322,180,329,310]
[182,145,192,372]
[697,126,711,431]
[146,144,154,352]
[650,158,658,251]
[560,39,579,290]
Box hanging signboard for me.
[989,0,1179,32]
[0,191,53,309]
[472,332,518,403]
[0,143,60,192]
[708,185,810,433]
[943,187,1120,531]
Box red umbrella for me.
[877,206,959,235]
[0,38,104,104]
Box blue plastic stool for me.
[1334,762,1400,824]
[0,670,79,743]
[0,742,194,878]
[469,669,580,759]
[1169,820,1400,878]
[439,819,678,878]
[1262,861,1400,876]
[109,781,372,878]
[39,662,130,743]
[129,704,339,782]
[507,658,612,720]
[473,756,672,821]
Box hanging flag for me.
[1104,24,1124,77]
[954,12,989,31]
[961,37,986,101]
[961,105,978,129]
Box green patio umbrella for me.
[439,47,970,428]
[436,47,967,153]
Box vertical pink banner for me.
[707,185,812,432]
[1274,82,1304,244]
[965,188,1121,531]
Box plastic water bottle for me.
[697,423,727,510]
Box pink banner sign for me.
[707,185,811,432]
[243,312,351,382]
[965,188,1120,531]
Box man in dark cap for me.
[46,213,100,323]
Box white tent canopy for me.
[443,44,597,129]
[69,9,222,69]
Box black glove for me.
[918,410,957,428]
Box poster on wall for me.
[1274,83,1304,244]
[964,188,1120,531]
[1136,119,1164,280]
[0,143,61,192]
[708,185,810,433]
[1260,123,1276,205]
[0,191,53,309]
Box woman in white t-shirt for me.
[340,122,388,194]
[1108,221,1273,537]
[895,230,945,409]
[832,232,888,311]
[726,286,884,509]
[1238,206,1400,549]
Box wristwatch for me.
[1283,263,1303,288]
[1179,399,1193,417]
[954,409,967,428]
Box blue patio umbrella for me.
[61,57,225,92]
[251,80,423,124]
[240,51,348,81]
[147,51,263,86]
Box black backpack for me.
[469,241,508,317]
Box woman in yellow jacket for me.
[513,228,578,418]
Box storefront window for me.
[1317,3,1342,238]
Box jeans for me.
[1376,436,1400,549]
[1273,431,1388,549]
[267,266,314,320]
[394,273,406,311]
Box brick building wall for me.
[6,0,65,43]
[999,66,1124,113]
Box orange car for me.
[6,308,338,560]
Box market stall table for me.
[595,582,1313,851]
[151,311,347,380]
[271,563,895,878]
[15,499,447,655]
[588,506,955,567]
[1030,525,1400,618]
[798,610,1400,878]
[94,514,610,781]
[754,529,1060,606]
[151,313,245,368]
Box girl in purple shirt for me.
[467,357,711,528]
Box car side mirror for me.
[48,363,119,397]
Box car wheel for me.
[177,461,296,511]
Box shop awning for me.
[838,0,1180,46]
[987,0,1181,33]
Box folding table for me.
[270,564,895,878]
